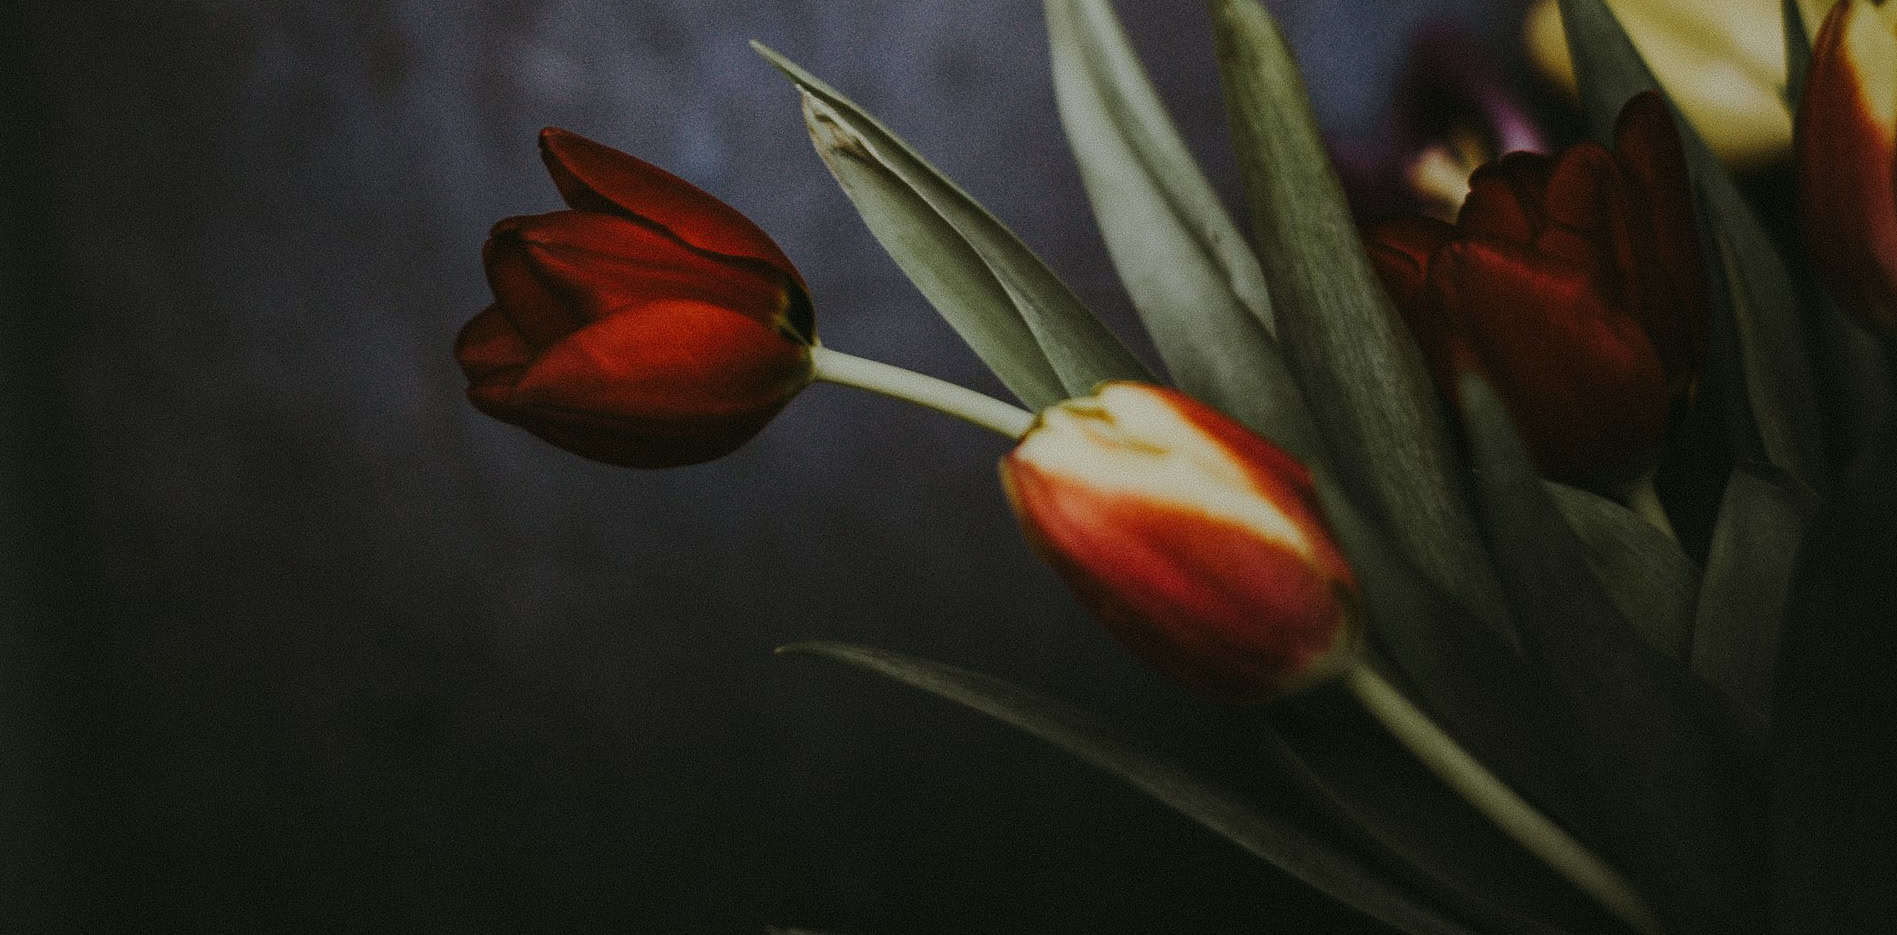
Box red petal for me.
[1427,240,1668,485]
[483,218,589,348]
[1797,1,1897,337]
[1368,215,1458,308]
[1613,92,1706,385]
[1149,389,1355,587]
[454,304,535,388]
[488,211,791,331]
[1001,455,1349,704]
[1459,151,1554,242]
[537,127,804,287]
[511,298,808,426]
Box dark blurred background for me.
[3,1,1524,931]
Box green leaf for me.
[778,641,1481,935]
[1782,0,1813,111]
[754,43,1151,407]
[1770,427,1897,931]
[1458,373,1766,933]
[1260,689,1621,935]
[1556,0,1828,490]
[1690,463,1818,724]
[1543,481,1699,659]
[1044,0,1322,460]
[1205,0,1509,638]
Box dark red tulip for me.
[455,127,815,468]
[1368,92,1705,488]
[1796,0,1897,339]
[1000,383,1360,705]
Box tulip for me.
[1796,0,1897,339]
[1368,92,1705,493]
[999,382,1358,704]
[1524,0,1832,168]
[455,127,816,468]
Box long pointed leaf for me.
[1260,691,1617,935]
[1313,477,1615,873]
[1557,0,1828,490]
[778,641,1480,935]
[1459,373,1765,934]
[756,43,1151,404]
[1690,463,1817,725]
[1782,0,1812,111]
[1544,481,1699,659]
[1046,0,1322,459]
[1205,0,1509,638]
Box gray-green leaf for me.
[1046,0,1322,459]
[1691,463,1818,724]
[756,43,1150,408]
[1206,0,1508,637]
[778,641,1480,935]
[1544,481,1699,660]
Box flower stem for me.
[1623,473,1678,541]
[1344,664,1665,935]
[810,346,1035,439]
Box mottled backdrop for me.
[5,1,1518,931]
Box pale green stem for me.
[809,346,1034,439]
[1344,664,1666,935]
[1622,473,1678,541]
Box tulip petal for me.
[483,217,590,348]
[491,211,792,335]
[1365,215,1456,310]
[1427,239,1667,486]
[1798,0,1897,336]
[484,299,808,468]
[1558,0,1828,487]
[537,127,803,286]
[454,304,535,390]
[514,299,806,422]
[1459,152,1553,243]
[1004,457,1347,704]
[1613,92,1705,384]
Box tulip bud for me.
[1796,0,1897,338]
[999,383,1359,704]
[455,128,815,468]
[1368,93,1704,490]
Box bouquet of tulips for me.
[453,1,1895,931]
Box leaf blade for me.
[757,42,1151,403]
[1206,0,1509,637]
[1458,373,1765,933]
[779,641,1480,935]
[1046,0,1322,458]
[1690,463,1818,724]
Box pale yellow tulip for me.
[1525,0,1832,167]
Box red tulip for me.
[1796,0,1897,338]
[1367,92,1706,489]
[1000,383,1359,705]
[455,128,815,468]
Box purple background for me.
[4,1,1527,930]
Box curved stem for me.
[1344,664,1665,935]
[1622,473,1678,541]
[810,346,1035,439]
